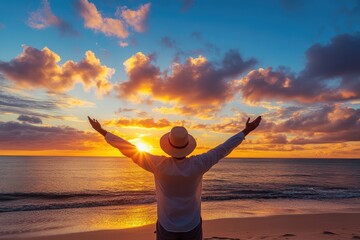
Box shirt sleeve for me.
[195,131,245,173]
[105,132,165,173]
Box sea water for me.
[1,157,360,238]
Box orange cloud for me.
[27,0,77,35]
[115,50,257,117]
[0,46,113,95]
[76,0,151,39]
[120,3,151,32]
[104,117,172,129]
[76,0,128,38]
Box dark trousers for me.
[156,220,202,240]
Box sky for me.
[0,0,359,158]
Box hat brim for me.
[160,132,196,158]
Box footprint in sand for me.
[282,233,296,237]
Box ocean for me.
[1,156,360,238]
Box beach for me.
[2,213,360,240]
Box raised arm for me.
[196,116,262,173]
[88,116,138,157]
[88,116,164,173]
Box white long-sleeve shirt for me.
[105,131,245,232]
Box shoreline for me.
[3,213,360,240]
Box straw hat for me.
[160,126,196,158]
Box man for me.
[88,115,261,240]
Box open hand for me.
[88,116,102,130]
[245,116,262,132]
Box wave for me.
[0,197,156,213]
[0,190,157,213]
[1,187,360,213]
[0,190,154,201]
[202,187,360,201]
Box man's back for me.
[154,157,203,232]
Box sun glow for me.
[135,142,153,152]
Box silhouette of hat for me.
[160,126,196,158]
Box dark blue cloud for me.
[17,115,43,124]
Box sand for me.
[3,213,360,240]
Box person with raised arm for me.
[88,115,261,240]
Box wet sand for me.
[3,213,360,240]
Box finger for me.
[246,117,250,124]
[256,116,262,125]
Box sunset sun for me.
[135,142,153,152]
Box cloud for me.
[161,36,177,48]
[27,0,77,36]
[274,104,360,134]
[0,89,59,119]
[119,41,129,47]
[161,33,220,63]
[116,108,137,113]
[115,50,257,117]
[189,103,359,145]
[262,133,288,144]
[76,0,150,39]
[0,89,58,110]
[104,117,172,129]
[0,45,113,95]
[53,94,95,108]
[115,108,148,117]
[120,3,151,32]
[0,121,101,151]
[0,89,95,121]
[189,112,274,134]
[289,132,360,145]
[262,104,360,145]
[0,86,94,114]
[17,115,43,124]
[240,33,360,103]
[302,33,360,80]
[76,0,128,38]
[190,31,220,56]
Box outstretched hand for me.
[243,116,262,136]
[88,116,107,136]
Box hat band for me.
[168,137,189,149]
